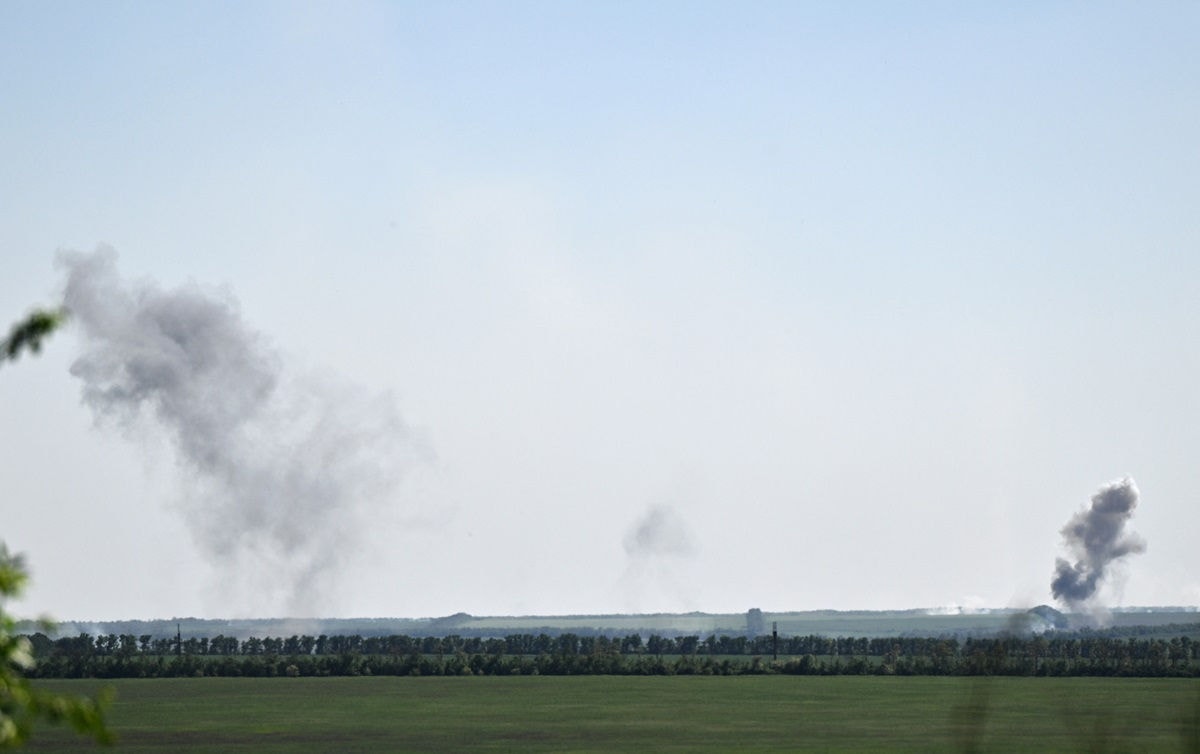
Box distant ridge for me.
[31,606,1199,641]
[1027,604,1070,629]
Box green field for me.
[25,676,1200,753]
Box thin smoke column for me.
[1051,477,1146,609]
[59,247,422,615]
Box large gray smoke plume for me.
[59,247,422,615]
[1051,477,1146,609]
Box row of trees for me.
[22,631,1200,679]
[29,630,1200,661]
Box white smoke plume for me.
[1051,476,1146,610]
[59,247,424,616]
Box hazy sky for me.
[3,2,1198,621]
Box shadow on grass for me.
[1058,697,1128,754]
[949,678,991,754]
[951,678,1200,753]
[1182,685,1200,754]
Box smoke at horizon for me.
[59,247,425,616]
[1051,477,1146,610]
[617,504,697,612]
[623,504,695,559]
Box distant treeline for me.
[22,632,1200,679]
[36,610,1200,642]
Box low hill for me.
[34,606,1200,641]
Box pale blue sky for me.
[2,2,1198,619]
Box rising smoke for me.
[1051,477,1146,609]
[59,247,423,616]
[623,504,695,559]
[618,504,696,612]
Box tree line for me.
[21,631,1200,679]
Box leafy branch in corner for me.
[1,307,113,747]
[1,546,113,746]
[1,308,68,365]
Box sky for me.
[2,1,1198,621]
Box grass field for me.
[25,676,1200,753]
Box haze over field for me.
[2,3,1198,620]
